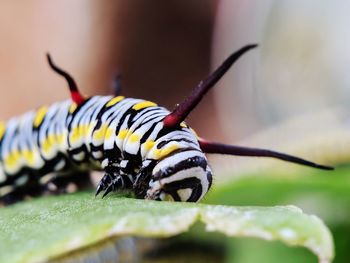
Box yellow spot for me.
[106,96,125,107]
[68,125,88,142]
[23,149,35,165]
[132,101,157,111]
[5,150,21,168]
[0,122,5,140]
[56,133,65,145]
[13,150,20,160]
[180,122,187,128]
[154,144,179,159]
[117,129,128,140]
[78,124,89,137]
[34,106,48,127]
[144,140,155,151]
[129,133,140,143]
[70,126,81,143]
[69,103,77,113]
[93,124,108,141]
[105,127,114,140]
[42,134,56,154]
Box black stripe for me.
[67,97,93,131]
[163,177,201,192]
[188,183,202,202]
[127,107,159,129]
[140,122,158,145]
[162,177,203,202]
[115,105,135,134]
[153,154,206,180]
[132,112,164,132]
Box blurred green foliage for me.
[201,165,350,262]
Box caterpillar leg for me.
[133,162,155,199]
[1,172,93,206]
[95,167,132,198]
[44,172,93,194]
[0,182,46,206]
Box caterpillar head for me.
[145,150,212,202]
[140,44,332,202]
[135,45,259,202]
[146,43,331,201]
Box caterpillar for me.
[0,44,332,205]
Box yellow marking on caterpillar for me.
[22,149,35,165]
[129,133,140,143]
[0,122,5,140]
[180,122,187,128]
[106,96,125,107]
[154,144,179,159]
[117,129,128,140]
[56,133,65,145]
[13,150,20,162]
[144,140,155,151]
[34,106,48,127]
[4,150,21,168]
[70,126,81,143]
[132,101,157,111]
[42,134,56,154]
[105,127,114,140]
[69,103,77,113]
[78,124,89,137]
[93,124,108,141]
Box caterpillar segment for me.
[0,45,333,205]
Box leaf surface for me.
[0,192,333,263]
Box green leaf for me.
[0,192,333,263]
[205,165,350,225]
[203,165,350,263]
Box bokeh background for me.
[1,1,349,173]
[1,1,350,262]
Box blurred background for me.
[1,1,350,262]
[1,1,350,173]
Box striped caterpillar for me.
[0,45,332,205]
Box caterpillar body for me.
[0,45,332,205]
